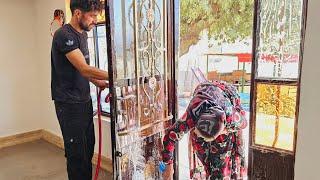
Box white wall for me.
[294,0,320,179]
[0,0,113,159]
[0,0,42,136]
[33,0,65,137]
[33,0,112,158]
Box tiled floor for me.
[0,140,112,180]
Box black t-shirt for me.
[51,24,91,103]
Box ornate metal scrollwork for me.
[133,0,166,118]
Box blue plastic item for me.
[159,161,166,173]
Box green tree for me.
[180,0,254,55]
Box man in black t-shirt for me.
[51,1,108,179]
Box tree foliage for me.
[259,0,303,56]
[180,0,254,55]
[257,85,296,118]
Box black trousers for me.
[54,100,95,180]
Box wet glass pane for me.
[117,132,168,179]
[112,0,170,179]
[256,0,303,79]
[254,83,297,151]
[112,0,138,132]
[113,0,168,135]
[113,0,135,79]
[135,0,167,124]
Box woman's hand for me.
[162,163,174,180]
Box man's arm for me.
[66,49,108,80]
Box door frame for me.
[248,0,309,179]
[104,0,309,179]
[104,0,178,179]
[104,0,117,178]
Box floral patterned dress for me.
[162,81,247,180]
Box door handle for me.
[116,151,123,157]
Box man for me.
[51,0,107,179]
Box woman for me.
[162,81,247,180]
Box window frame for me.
[90,23,111,117]
[249,0,308,155]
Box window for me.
[251,0,304,152]
[248,1,306,178]
[88,25,110,115]
[88,30,98,113]
[254,83,297,151]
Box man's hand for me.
[95,80,108,90]
[90,79,108,90]
[162,163,174,180]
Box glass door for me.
[249,0,308,179]
[105,0,176,179]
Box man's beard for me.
[79,18,91,31]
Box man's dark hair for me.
[70,0,104,15]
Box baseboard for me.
[0,130,42,149]
[0,129,113,173]
[41,130,64,149]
